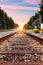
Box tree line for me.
[23,0,43,30]
[0,8,18,30]
[23,12,40,29]
[40,0,43,23]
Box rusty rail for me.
[0,32,16,43]
[26,33,43,45]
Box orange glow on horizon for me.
[19,26,23,30]
[16,25,23,31]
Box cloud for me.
[24,0,40,4]
[15,0,40,5]
[0,5,40,11]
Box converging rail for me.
[0,30,17,43]
[0,30,43,65]
[26,30,43,44]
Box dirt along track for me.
[0,31,43,65]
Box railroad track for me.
[0,31,43,44]
[0,31,16,43]
[0,31,43,65]
[26,33,43,45]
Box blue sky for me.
[0,0,40,28]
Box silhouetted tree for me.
[40,0,43,23]
[0,8,18,30]
[23,12,40,29]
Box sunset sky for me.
[0,0,40,28]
